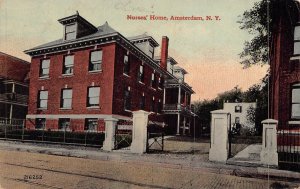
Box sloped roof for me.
[128,33,159,47]
[0,52,30,82]
[25,22,118,53]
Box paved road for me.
[0,149,299,189]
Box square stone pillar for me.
[102,118,118,152]
[131,110,151,154]
[260,119,278,166]
[209,109,231,163]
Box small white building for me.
[223,102,257,129]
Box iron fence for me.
[277,129,300,172]
[0,118,105,147]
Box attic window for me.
[65,24,76,40]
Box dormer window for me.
[65,24,76,40]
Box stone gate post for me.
[209,109,231,162]
[131,110,151,154]
[260,119,278,166]
[102,118,118,152]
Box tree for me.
[238,0,276,67]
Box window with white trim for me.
[59,118,70,130]
[63,55,74,75]
[123,53,130,75]
[151,73,156,88]
[235,105,242,113]
[87,87,100,107]
[35,118,46,129]
[89,50,102,71]
[291,83,300,119]
[40,59,50,77]
[139,94,145,110]
[124,87,131,111]
[38,90,48,109]
[84,118,98,131]
[61,89,72,109]
[137,65,144,83]
[150,97,155,112]
[65,24,76,40]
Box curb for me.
[0,140,299,182]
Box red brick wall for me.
[0,52,30,82]
[28,43,116,116]
[112,44,164,121]
[270,4,300,129]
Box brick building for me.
[0,52,30,121]
[270,0,300,129]
[24,12,194,134]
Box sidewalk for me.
[0,140,299,183]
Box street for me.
[0,149,299,189]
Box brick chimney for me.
[160,36,169,70]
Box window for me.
[61,89,72,109]
[137,65,144,83]
[38,90,48,109]
[124,87,131,111]
[235,105,242,113]
[139,95,145,110]
[63,55,74,75]
[35,118,46,129]
[65,24,76,40]
[157,100,162,113]
[123,54,130,75]
[235,117,240,124]
[151,73,156,88]
[158,77,163,89]
[84,118,98,131]
[89,50,102,71]
[59,118,70,130]
[40,59,50,77]
[150,97,155,112]
[149,45,154,58]
[87,87,100,107]
[292,84,300,119]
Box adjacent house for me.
[0,52,30,121]
[24,12,194,135]
[223,102,257,131]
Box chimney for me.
[160,36,169,70]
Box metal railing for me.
[0,118,105,147]
[0,93,28,104]
[277,129,300,172]
[163,104,191,111]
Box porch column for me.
[178,86,181,105]
[9,104,13,125]
[183,116,186,135]
[176,113,180,135]
[189,118,191,136]
[163,88,166,105]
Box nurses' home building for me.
[24,12,194,135]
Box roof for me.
[25,22,118,53]
[0,52,30,82]
[0,52,30,65]
[128,33,159,47]
[174,66,187,74]
[154,56,178,65]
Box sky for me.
[0,0,268,101]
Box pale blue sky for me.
[0,0,268,100]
